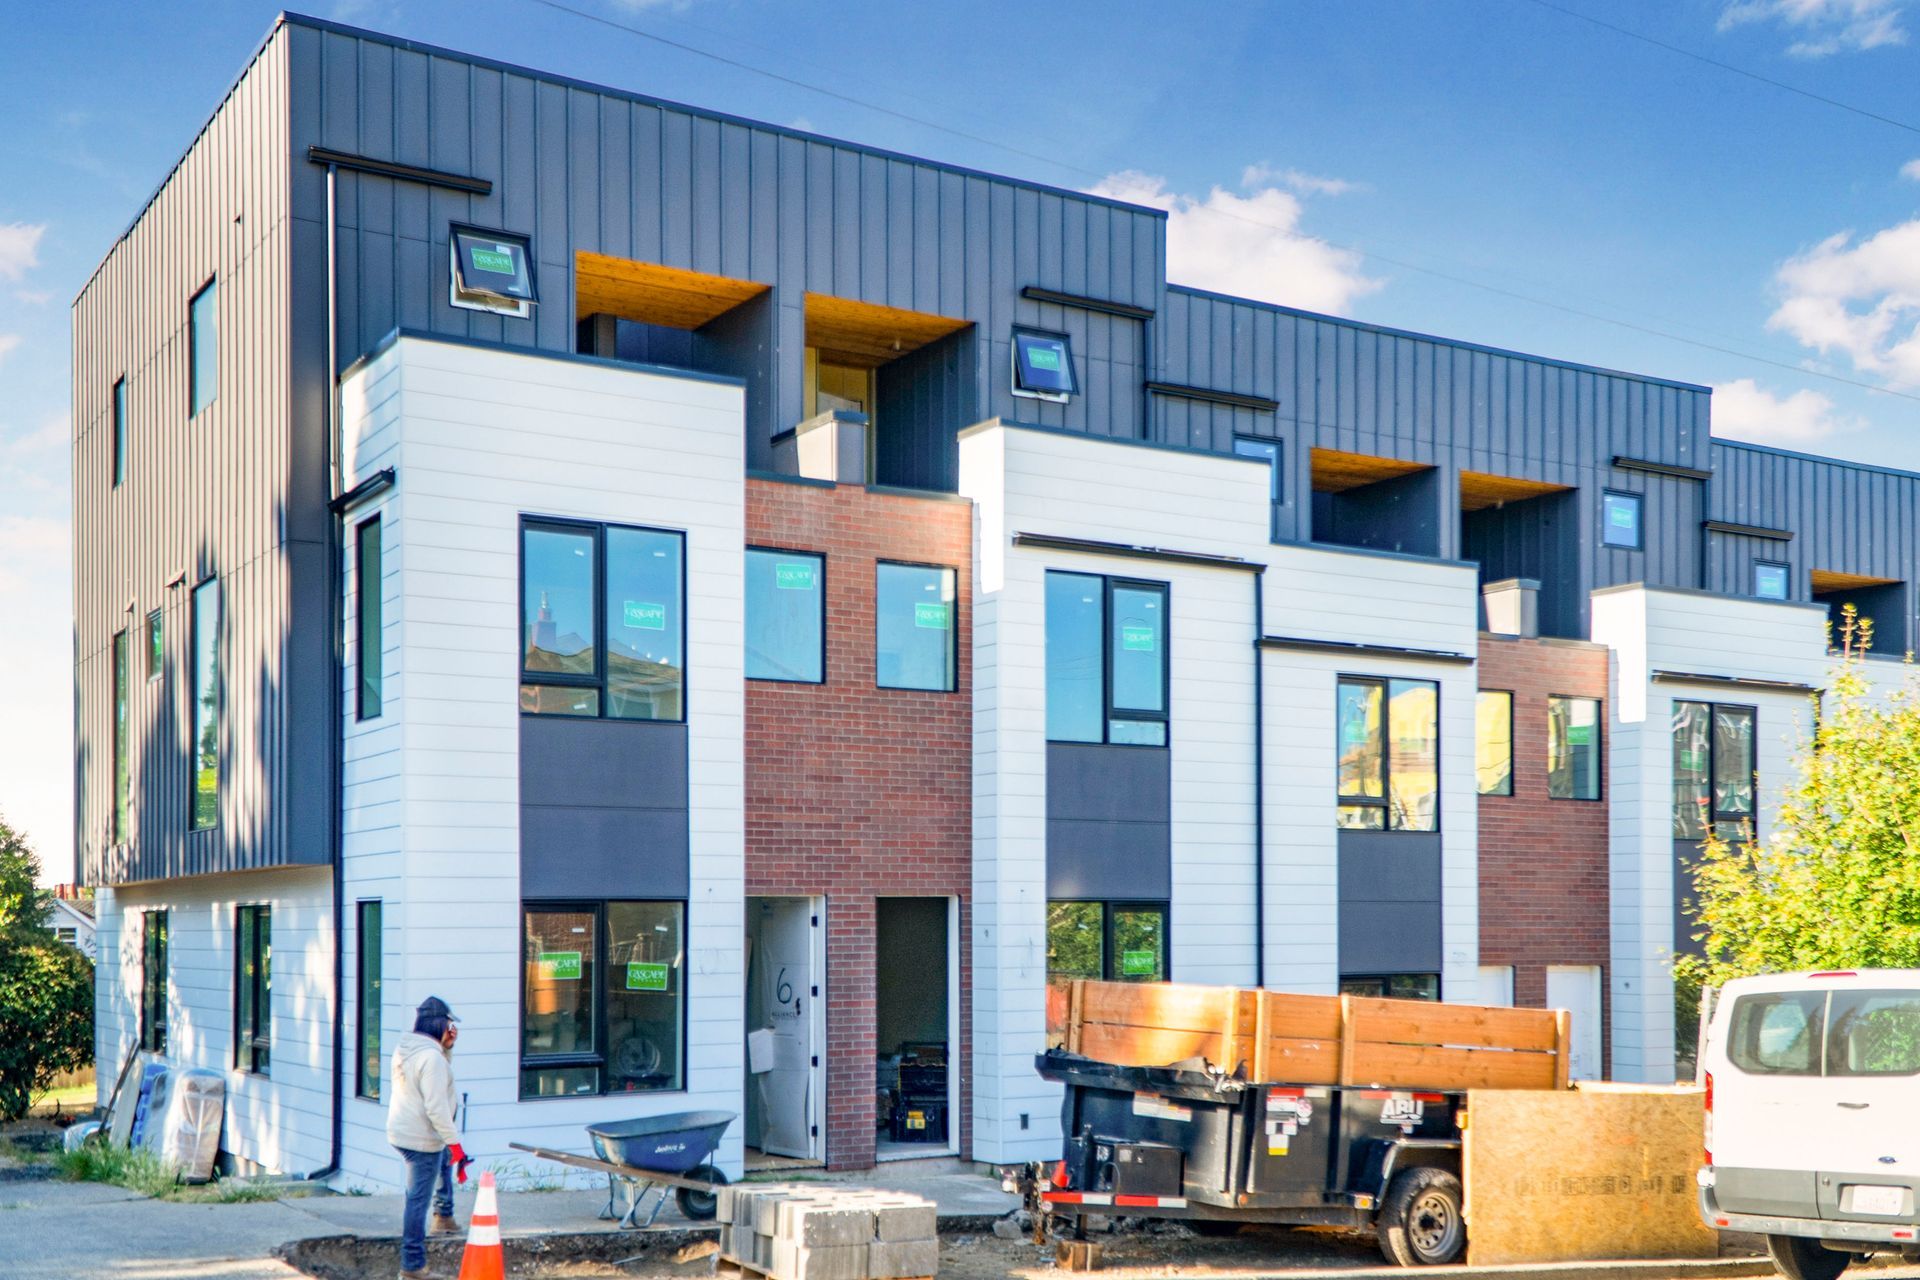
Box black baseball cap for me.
[417,995,461,1023]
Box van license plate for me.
[1849,1185,1904,1215]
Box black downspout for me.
[1252,570,1266,990]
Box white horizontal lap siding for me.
[333,337,746,1191]
[93,889,129,1108]
[1263,543,1480,654]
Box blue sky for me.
[4,0,1920,873]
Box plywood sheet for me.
[803,292,971,367]
[575,252,768,328]
[1309,446,1430,493]
[1459,470,1573,512]
[1464,1084,1715,1265]
[1812,568,1902,593]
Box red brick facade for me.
[744,477,973,1169]
[1476,634,1611,1072]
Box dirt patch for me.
[279,1228,724,1279]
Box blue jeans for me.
[397,1146,453,1272]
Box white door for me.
[1547,965,1603,1081]
[749,899,817,1159]
[1477,966,1514,1008]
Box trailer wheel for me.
[676,1164,727,1221]
[1377,1167,1465,1266]
[1767,1235,1850,1280]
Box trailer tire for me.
[1767,1235,1850,1280]
[676,1164,727,1221]
[1377,1167,1465,1266]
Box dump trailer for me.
[1012,980,1573,1267]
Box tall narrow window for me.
[356,517,383,719]
[112,629,129,843]
[1547,695,1602,800]
[876,562,957,692]
[112,377,128,487]
[1233,437,1282,540]
[140,910,168,1054]
[357,901,382,1100]
[1338,676,1439,830]
[605,526,684,720]
[189,280,218,417]
[1673,700,1756,839]
[145,610,163,682]
[235,905,271,1075]
[1672,701,1712,839]
[1043,571,1169,746]
[1475,690,1513,797]
[1712,705,1756,840]
[190,578,220,830]
[1044,573,1104,743]
[745,548,824,683]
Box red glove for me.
[448,1143,472,1184]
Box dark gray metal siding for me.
[1045,744,1171,900]
[1337,831,1442,975]
[520,718,689,899]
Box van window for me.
[1828,992,1920,1077]
[1728,992,1825,1075]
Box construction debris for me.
[717,1183,939,1280]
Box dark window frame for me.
[111,376,128,488]
[356,516,383,719]
[234,904,271,1076]
[1601,489,1644,551]
[1475,688,1514,798]
[356,899,382,1101]
[1546,693,1604,802]
[1336,674,1441,831]
[1044,571,1172,747]
[188,277,217,418]
[518,898,690,1101]
[190,577,220,831]
[1339,973,1442,1001]
[517,515,690,723]
[140,910,168,1054]
[874,558,960,693]
[744,545,827,685]
[1673,699,1759,839]
[449,222,539,306]
[1232,436,1283,541]
[1010,327,1078,400]
[1045,900,1171,983]
[112,628,129,844]
[1754,560,1791,601]
[145,609,163,683]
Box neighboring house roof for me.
[45,897,97,933]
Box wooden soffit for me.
[574,252,768,329]
[803,292,971,369]
[1309,446,1431,494]
[1811,568,1902,594]
[1458,470,1574,513]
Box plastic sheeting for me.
[153,1068,224,1183]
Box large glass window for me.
[520,520,685,721]
[522,901,685,1099]
[1338,677,1439,830]
[876,562,957,692]
[140,910,168,1054]
[1547,695,1602,800]
[235,905,271,1075]
[1475,689,1513,797]
[357,517,383,720]
[189,279,217,417]
[1045,572,1169,747]
[356,901,382,1100]
[113,629,129,843]
[1046,901,1167,984]
[1340,974,1440,1001]
[146,610,163,683]
[745,548,824,683]
[1673,700,1756,840]
[112,377,127,487]
[1233,437,1282,540]
[191,578,220,831]
[1601,490,1643,550]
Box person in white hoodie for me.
[387,995,470,1279]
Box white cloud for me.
[0,223,44,283]
[0,335,18,362]
[1239,162,1360,197]
[1088,169,1382,315]
[1768,218,1920,385]
[1901,158,1920,181]
[1718,0,1907,56]
[1711,378,1856,445]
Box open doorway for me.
[745,897,824,1169]
[875,897,958,1161]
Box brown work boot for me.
[429,1212,460,1235]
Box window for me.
[450,224,536,318]
[1340,974,1441,1001]
[1337,677,1439,830]
[876,562,957,691]
[744,548,823,683]
[1673,700,1756,840]
[1727,989,1920,1078]
[1828,991,1920,1076]
[146,610,163,682]
[1601,490,1643,550]
[520,519,686,721]
[356,901,382,1100]
[1011,329,1076,402]
[190,578,220,830]
[355,517,383,719]
[112,377,127,487]
[235,905,271,1075]
[1044,572,1169,746]
[521,901,686,1098]
[1045,901,1167,984]
[189,279,217,417]
[1755,562,1790,601]
[113,629,129,844]
[56,926,78,946]
[140,910,168,1054]
[1475,690,1513,797]
[1547,695,1602,800]
[1233,437,1282,540]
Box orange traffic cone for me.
[456,1171,506,1280]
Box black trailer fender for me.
[1353,1137,1462,1205]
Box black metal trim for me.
[1260,635,1473,665]
[1014,532,1263,573]
[1020,285,1154,321]
[1144,381,1279,413]
[330,467,395,514]
[1654,670,1816,694]
[306,145,492,195]
[1704,519,1794,542]
[1612,455,1713,482]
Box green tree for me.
[0,816,94,1120]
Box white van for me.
[1699,970,1920,1280]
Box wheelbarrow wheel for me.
[676,1164,728,1220]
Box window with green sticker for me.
[746,548,824,683]
[1547,695,1601,800]
[1046,901,1167,985]
[1045,572,1169,747]
[1337,676,1438,831]
[876,561,957,691]
[521,901,684,1098]
[520,518,685,721]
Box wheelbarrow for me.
[509,1109,734,1229]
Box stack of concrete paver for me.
[715,1183,940,1280]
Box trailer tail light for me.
[1703,1071,1714,1168]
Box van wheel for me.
[1378,1168,1466,1266]
[1767,1235,1850,1280]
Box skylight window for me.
[1012,329,1076,403]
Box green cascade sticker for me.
[1120,623,1156,652]
[624,601,668,631]
[1027,346,1062,371]
[1609,503,1637,528]
[469,245,515,274]
[1120,950,1158,977]
[537,951,582,981]
[626,962,670,991]
[914,601,951,629]
[775,562,817,591]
